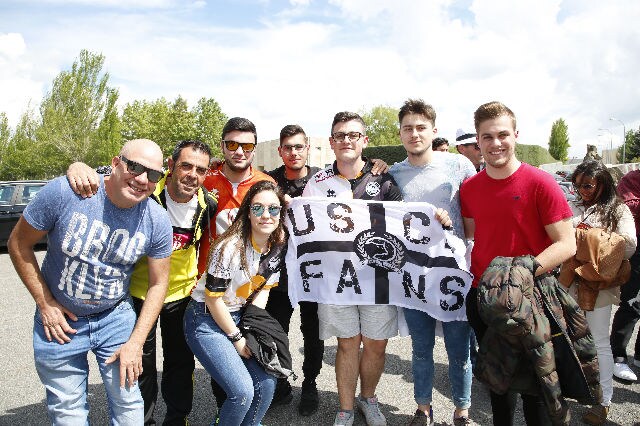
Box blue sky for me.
[1,0,639,159]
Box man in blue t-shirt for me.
[8,138,173,425]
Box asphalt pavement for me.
[1,248,639,425]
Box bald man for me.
[8,139,173,425]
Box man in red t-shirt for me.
[459,101,575,426]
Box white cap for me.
[455,128,476,145]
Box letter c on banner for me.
[403,211,430,244]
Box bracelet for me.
[227,330,242,342]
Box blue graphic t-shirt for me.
[389,152,476,237]
[23,176,173,316]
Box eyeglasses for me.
[574,183,597,191]
[119,155,163,183]
[250,203,282,217]
[223,140,256,152]
[332,132,364,142]
[280,144,307,153]
[460,142,480,151]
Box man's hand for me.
[370,158,389,175]
[67,162,99,198]
[106,340,143,388]
[435,208,453,229]
[209,158,224,170]
[40,301,78,344]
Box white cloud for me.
[0,0,638,160]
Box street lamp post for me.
[598,128,613,163]
[610,117,627,164]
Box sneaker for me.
[270,379,293,407]
[298,382,319,416]
[453,415,472,426]
[613,361,638,381]
[355,395,387,426]
[582,404,609,426]
[334,410,354,426]
[409,408,434,426]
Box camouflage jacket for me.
[476,255,601,426]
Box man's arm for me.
[8,217,78,343]
[463,217,475,240]
[534,217,576,276]
[66,162,100,198]
[106,255,170,388]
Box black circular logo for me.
[354,230,406,272]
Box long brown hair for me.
[210,180,288,278]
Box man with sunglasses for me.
[66,139,218,425]
[8,139,173,425]
[455,128,485,172]
[302,112,404,426]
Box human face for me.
[457,142,485,170]
[249,190,281,239]
[434,143,449,152]
[220,130,255,172]
[110,141,163,208]
[399,113,436,158]
[278,133,309,172]
[573,174,601,206]
[330,120,368,164]
[167,147,210,203]
[476,115,517,170]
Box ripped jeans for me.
[184,300,276,425]
[404,308,472,409]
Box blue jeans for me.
[404,308,472,409]
[33,297,143,425]
[184,300,276,426]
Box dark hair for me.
[171,140,212,163]
[222,117,257,142]
[212,181,288,277]
[474,101,516,132]
[432,137,449,150]
[279,124,307,145]
[571,160,624,231]
[398,99,436,126]
[331,112,366,135]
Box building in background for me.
[253,136,335,171]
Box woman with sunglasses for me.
[563,160,637,425]
[184,180,288,425]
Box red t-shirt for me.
[460,163,572,287]
[197,165,275,276]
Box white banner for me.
[285,197,472,322]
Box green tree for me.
[548,118,570,162]
[121,96,226,158]
[618,127,640,163]
[36,49,121,171]
[360,105,399,146]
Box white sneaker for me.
[613,362,637,381]
[355,395,387,426]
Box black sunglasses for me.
[119,155,163,183]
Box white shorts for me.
[317,304,398,340]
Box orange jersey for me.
[197,165,275,275]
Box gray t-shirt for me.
[23,176,173,316]
[389,151,476,237]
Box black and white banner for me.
[285,197,473,322]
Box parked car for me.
[558,181,577,202]
[0,180,48,247]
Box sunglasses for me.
[119,155,163,183]
[250,203,282,217]
[460,142,480,150]
[223,140,256,152]
[574,183,597,191]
